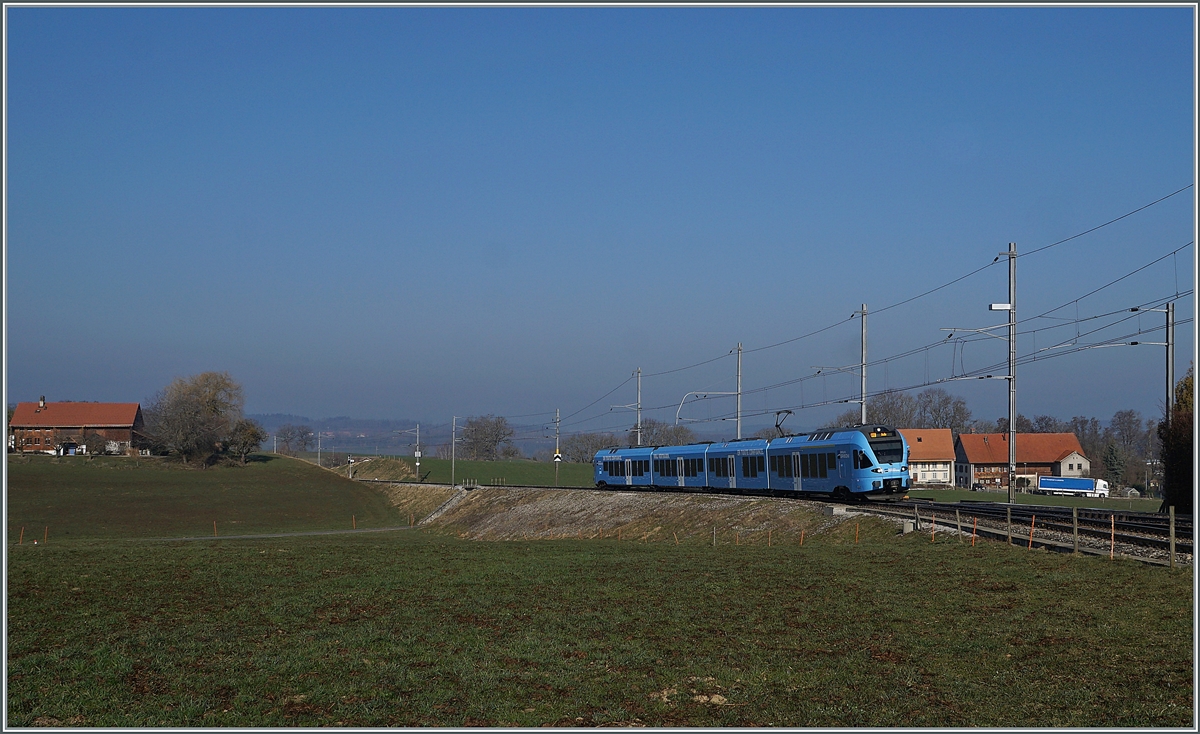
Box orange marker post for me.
[352,515,357,530]
[855,523,859,544]
[800,529,805,547]
[18,527,24,545]
[735,532,740,546]
[931,514,936,543]
[1028,515,1036,549]
[768,529,772,547]
[971,516,977,547]
[673,532,679,546]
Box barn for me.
[8,397,145,455]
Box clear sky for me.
[4,6,1196,438]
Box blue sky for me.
[4,6,1195,437]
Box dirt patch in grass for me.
[425,487,879,544]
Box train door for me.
[676,457,685,488]
[838,450,850,481]
[728,456,736,490]
[792,453,802,491]
[624,458,632,485]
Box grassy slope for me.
[5,454,409,539]
[292,452,597,487]
[7,532,1192,727]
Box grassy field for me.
[7,531,1192,727]
[6,455,1193,726]
[5,453,408,540]
[908,488,1165,513]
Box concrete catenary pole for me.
[737,343,742,440]
[1167,301,1175,421]
[1007,243,1017,505]
[860,304,868,425]
[636,368,642,447]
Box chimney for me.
[39,396,46,409]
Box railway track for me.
[370,478,1191,564]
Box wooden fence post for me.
[1028,515,1036,549]
[1169,506,1176,570]
[1072,507,1078,553]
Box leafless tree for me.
[637,419,696,447]
[294,425,314,453]
[144,371,245,465]
[227,418,268,465]
[914,388,972,434]
[461,415,515,460]
[276,424,299,454]
[561,432,618,462]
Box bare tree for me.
[914,388,972,434]
[1031,414,1069,433]
[144,371,245,465]
[561,432,618,462]
[461,415,515,460]
[866,391,918,429]
[638,419,696,446]
[82,430,110,455]
[227,418,268,465]
[294,425,314,453]
[276,424,299,454]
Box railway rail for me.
[369,478,1191,566]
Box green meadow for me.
[5,454,1193,727]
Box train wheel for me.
[833,486,851,502]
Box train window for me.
[827,452,836,470]
[800,454,809,478]
[775,454,794,478]
[741,455,762,477]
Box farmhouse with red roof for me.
[8,397,145,455]
[897,428,955,486]
[954,432,1089,489]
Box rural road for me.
[140,526,414,542]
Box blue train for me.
[593,425,910,500]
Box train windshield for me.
[868,439,905,465]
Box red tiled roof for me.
[897,428,955,461]
[10,402,141,428]
[956,433,1086,464]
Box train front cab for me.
[847,426,909,498]
[762,428,909,499]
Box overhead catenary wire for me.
[551,188,1193,434]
